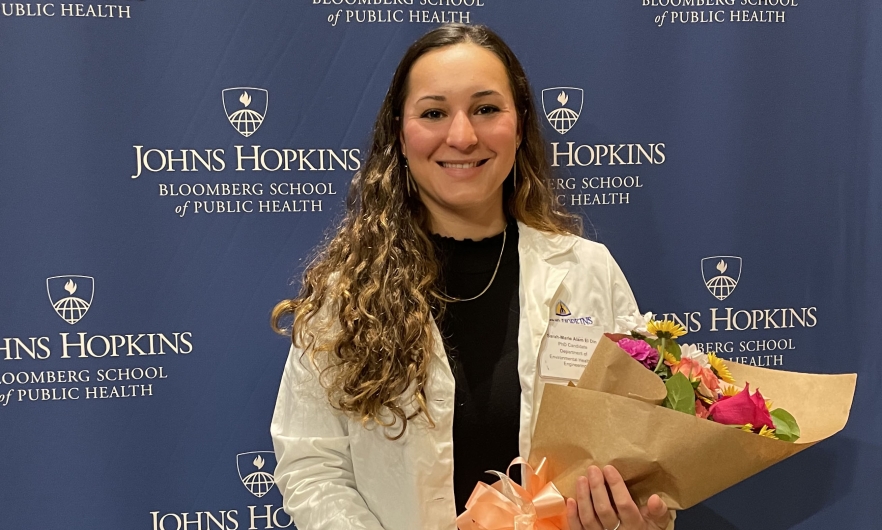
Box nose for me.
[446,110,478,150]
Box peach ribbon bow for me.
[456,457,567,530]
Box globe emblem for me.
[53,296,91,324]
[705,275,738,301]
[701,257,741,301]
[542,88,583,135]
[228,108,264,137]
[223,88,268,138]
[242,469,276,498]
[46,276,94,325]
[237,452,277,498]
[547,107,580,135]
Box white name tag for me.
[539,320,604,382]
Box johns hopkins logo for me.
[237,451,277,498]
[701,256,742,301]
[46,275,94,324]
[542,87,583,134]
[555,300,572,317]
[223,87,268,137]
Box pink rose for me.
[617,338,659,370]
[708,383,774,430]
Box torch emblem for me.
[46,275,94,324]
[542,87,583,134]
[701,256,742,301]
[223,87,268,137]
[236,451,278,498]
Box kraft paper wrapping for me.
[529,336,857,510]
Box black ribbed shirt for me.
[431,222,521,515]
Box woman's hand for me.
[564,465,671,530]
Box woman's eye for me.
[476,105,500,115]
[420,110,444,120]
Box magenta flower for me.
[708,383,775,431]
[617,337,659,370]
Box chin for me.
[438,197,499,214]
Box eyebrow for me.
[415,90,502,103]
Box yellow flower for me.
[697,394,715,405]
[663,351,679,366]
[647,319,687,339]
[708,352,735,384]
[757,425,778,439]
[765,399,774,411]
[737,424,778,439]
[720,382,741,397]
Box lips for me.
[438,159,488,169]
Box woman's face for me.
[399,43,520,226]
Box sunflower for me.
[646,319,687,339]
[708,352,735,384]
[757,425,778,439]
[738,424,778,439]
[720,383,741,397]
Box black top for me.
[431,222,521,515]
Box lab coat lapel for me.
[516,223,577,458]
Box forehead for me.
[405,43,512,100]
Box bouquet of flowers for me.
[527,313,857,510]
[615,315,800,442]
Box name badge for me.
[539,320,604,382]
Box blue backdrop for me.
[1,1,880,528]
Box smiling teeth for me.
[441,162,479,169]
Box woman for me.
[271,24,673,530]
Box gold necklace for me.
[439,228,506,303]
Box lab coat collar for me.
[516,221,579,262]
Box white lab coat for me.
[271,222,641,530]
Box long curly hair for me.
[271,24,580,439]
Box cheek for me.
[402,123,439,159]
[482,118,520,150]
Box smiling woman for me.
[270,24,673,530]
[399,43,520,239]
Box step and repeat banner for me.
[1,1,880,528]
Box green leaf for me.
[663,373,696,416]
[667,340,682,361]
[770,409,801,442]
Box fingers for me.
[569,466,671,530]
[639,494,671,528]
[574,476,601,530]
[567,497,587,530]
[587,466,619,530]
[602,466,642,528]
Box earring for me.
[512,151,518,194]
[403,159,415,197]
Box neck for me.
[426,206,507,240]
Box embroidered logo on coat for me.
[555,300,572,317]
